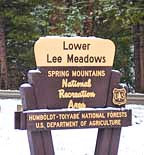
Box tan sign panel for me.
[34,37,115,67]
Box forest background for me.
[0,0,144,92]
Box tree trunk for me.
[83,0,95,36]
[0,16,8,89]
[133,24,144,93]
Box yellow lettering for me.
[47,121,78,128]
[35,122,45,129]
[72,70,106,77]
[48,70,69,77]
[62,78,92,88]
[28,114,56,121]
[107,112,127,118]
[58,113,80,120]
[81,112,105,119]
[58,89,96,98]
[89,119,121,127]
[68,100,86,109]
[80,121,87,127]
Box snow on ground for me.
[0,99,144,155]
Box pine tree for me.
[0,16,8,89]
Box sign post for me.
[15,36,132,155]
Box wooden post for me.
[95,70,125,155]
[95,128,121,155]
[20,71,55,155]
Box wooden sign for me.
[27,37,123,109]
[15,36,132,155]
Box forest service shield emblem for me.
[113,88,127,106]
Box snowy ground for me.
[0,99,144,155]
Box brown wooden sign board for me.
[16,109,131,131]
[14,36,132,155]
[28,67,113,109]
